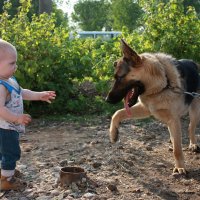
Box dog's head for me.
[106,39,145,107]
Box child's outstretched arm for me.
[22,89,56,103]
[0,86,31,125]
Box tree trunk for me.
[39,0,52,14]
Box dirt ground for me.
[1,115,200,200]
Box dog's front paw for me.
[173,167,187,175]
[189,144,200,153]
[109,126,119,143]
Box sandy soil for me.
[1,116,200,200]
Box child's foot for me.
[0,176,26,191]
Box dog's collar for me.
[164,77,171,90]
[164,76,185,94]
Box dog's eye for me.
[113,61,117,67]
[117,77,122,81]
[115,75,124,82]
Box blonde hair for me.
[0,39,17,59]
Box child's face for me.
[0,50,17,79]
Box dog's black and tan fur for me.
[106,39,200,174]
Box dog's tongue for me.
[124,89,134,117]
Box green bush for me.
[137,0,200,62]
[0,0,199,117]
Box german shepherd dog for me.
[106,39,200,174]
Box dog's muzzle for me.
[105,81,145,106]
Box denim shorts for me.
[0,128,21,170]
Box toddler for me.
[0,39,56,190]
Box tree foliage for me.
[0,0,68,27]
[39,0,53,14]
[72,0,110,31]
[72,0,143,31]
[183,0,200,16]
[0,0,199,116]
[0,0,120,115]
[72,0,199,31]
[109,0,143,31]
[137,0,200,61]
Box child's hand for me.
[39,91,56,103]
[16,114,32,125]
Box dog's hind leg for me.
[109,102,150,143]
[188,99,200,152]
[167,119,186,174]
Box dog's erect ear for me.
[121,39,141,64]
